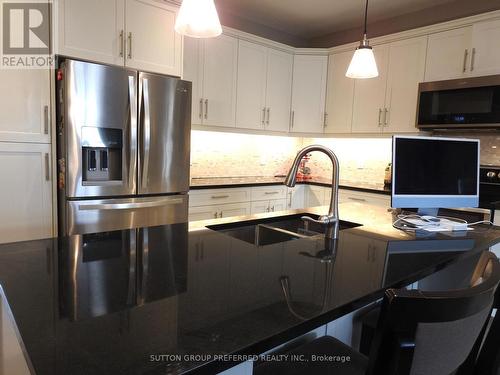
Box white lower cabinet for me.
[251,199,287,214]
[286,186,305,209]
[189,185,390,221]
[305,185,327,207]
[0,143,53,244]
[189,202,251,221]
[338,190,391,208]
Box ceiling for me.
[215,0,500,47]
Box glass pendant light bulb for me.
[346,0,379,79]
[175,0,222,38]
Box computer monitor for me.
[392,135,480,216]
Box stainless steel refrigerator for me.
[56,59,191,236]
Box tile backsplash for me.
[191,130,500,183]
[190,131,301,178]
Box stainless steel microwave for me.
[416,75,500,129]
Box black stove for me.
[479,166,500,221]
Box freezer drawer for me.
[66,195,188,235]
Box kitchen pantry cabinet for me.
[290,55,328,133]
[0,143,53,244]
[56,0,182,76]
[183,35,238,127]
[236,41,293,132]
[324,51,355,134]
[0,69,51,143]
[425,20,500,81]
[351,36,427,133]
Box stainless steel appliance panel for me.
[138,73,191,195]
[66,195,188,235]
[137,223,188,305]
[60,230,136,320]
[64,59,137,198]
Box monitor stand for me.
[417,208,439,217]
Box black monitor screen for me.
[394,138,478,195]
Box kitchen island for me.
[0,202,499,375]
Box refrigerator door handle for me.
[128,74,137,190]
[78,198,183,211]
[141,78,151,189]
[127,229,137,306]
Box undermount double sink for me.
[208,214,361,246]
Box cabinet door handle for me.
[470,48,476,72]
[384,108,389,126]
[219,211,223,218]
[378,108,382,127]
[264,191,279,195]
[211,195,229,199]
[204,99,208,119]
[290,110,295,129]
[348,197,366,202]
[288,191,293,207]
[266,108,270,125]
[43,105,49,134]
[462,49,468,72]
[213,212,218,219]
[44,153,50,181]
[119,30,124,57]
[262,107,266,127]
[271,206,275,212]
[127,32,132,59]
[199,99,203,119]
[323,112,328,128]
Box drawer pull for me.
[211,195,230,199]
[348,197,366,202]
[264,191,279,195]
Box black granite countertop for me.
[190,176,391,195]
[0,203,498,375]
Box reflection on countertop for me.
[0,204,498,375]
[190,176,391,195]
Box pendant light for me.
[175,0,222,38]
[346,0,378,79]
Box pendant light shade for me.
[346,0,378,79]
[175,0,222,38]
[346,43,378,79]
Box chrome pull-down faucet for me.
[284,145,340,240]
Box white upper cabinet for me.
[236,41,268,130]
[56,0,182,76]
[183,37,204,124]
[351,37,426,134]
[425,27,472,81]
[0,143,53,244]
[235,41,293,132]
[202,35,238,127]
[470,19,500,77]
[124,0,182,76]
[183,36,238,127]
[56,0,125,66]
[0,69,51,143]
[291,55,328,133]
[264,49,293,132]
[425,20,500,81]
[351,45,389,133]
[325,51,355,134]
[384,36,427,133]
